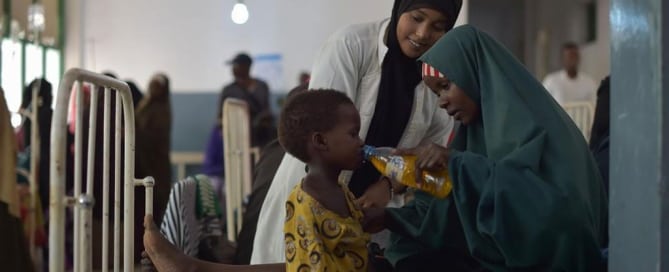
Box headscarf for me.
[125,80,144,109]
[589,76,610,194]
[137,73,170,111]
[349,0,463,196]
[397,0,462,29]
[135,73,172,228]
[21,78,53,110]
[386,25,607,271]
[20,78,53,209]
[589,76,610,151]
[21,78,53,148]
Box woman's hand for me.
[355,177,392,209]
[394,143,450,187]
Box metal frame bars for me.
[49,68,154,272]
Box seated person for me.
[363,25,608,271]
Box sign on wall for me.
[252,53,284,93]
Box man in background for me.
[542,42,597,105]
[217,53,271,147]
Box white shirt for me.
[249,19,454,264]
[542,70,597,105]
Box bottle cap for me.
[362,145,375,160]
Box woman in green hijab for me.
[364,25,608,271]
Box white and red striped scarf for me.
[422,62,445,78]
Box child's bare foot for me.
[143,215,194,272]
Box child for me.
[278,90,369,271]
[142,90,366,272]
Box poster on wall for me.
[252,53,284,94]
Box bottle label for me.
[385,156,405,181]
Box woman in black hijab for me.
[19,78,53,211]
[590,76,611,194]
[350,0,463,198]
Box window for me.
[45,48,61,108]
[2,39,24,127]
[1,39,62,127]
[24,43,44,85]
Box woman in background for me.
[136,73,173,225]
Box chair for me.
[221,98,253,242]
[563,102,595,140]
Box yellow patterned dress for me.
[284,181,370,271]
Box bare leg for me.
[143,215,285,272]
[143,215,197,272]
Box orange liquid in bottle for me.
[368,154,452,198]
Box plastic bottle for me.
[362,145,452,198]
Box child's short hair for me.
[278,89,354,162]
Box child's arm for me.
[355,176,392,209]
[361,206,387,234]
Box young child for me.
[278,90,369,271]
[141,89,369,272]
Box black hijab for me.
[348,0,462,197]
[21,78,53,148]
[20,78,53,208]
[589,76,610,194]
[589,76,610,151]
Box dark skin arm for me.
[355,176,393,209]
[361,205,387,234]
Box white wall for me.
[580,0,610,81]
[530,0,610,81]
[469,0,526,59]
[65,0,393,92]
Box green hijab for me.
[385,25,608,271]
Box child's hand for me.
[361,206,386,233]
[355,177,392,209]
